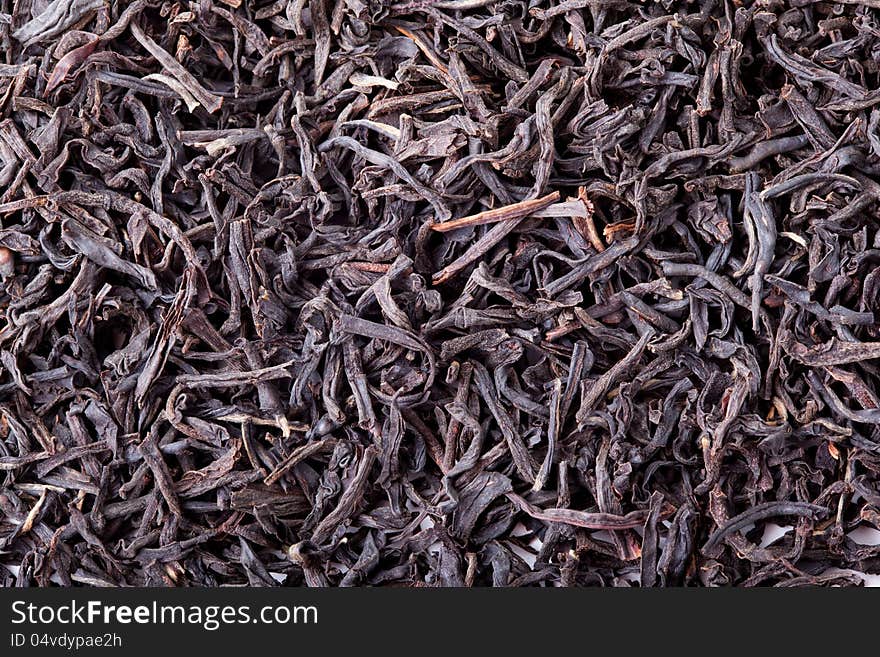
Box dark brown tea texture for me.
[1,0,880,587]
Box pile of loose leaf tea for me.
[4,0,880,587]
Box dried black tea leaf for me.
[2,1,880,589]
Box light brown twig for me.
[431,190,560,233]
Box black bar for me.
[0,587,863,654]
